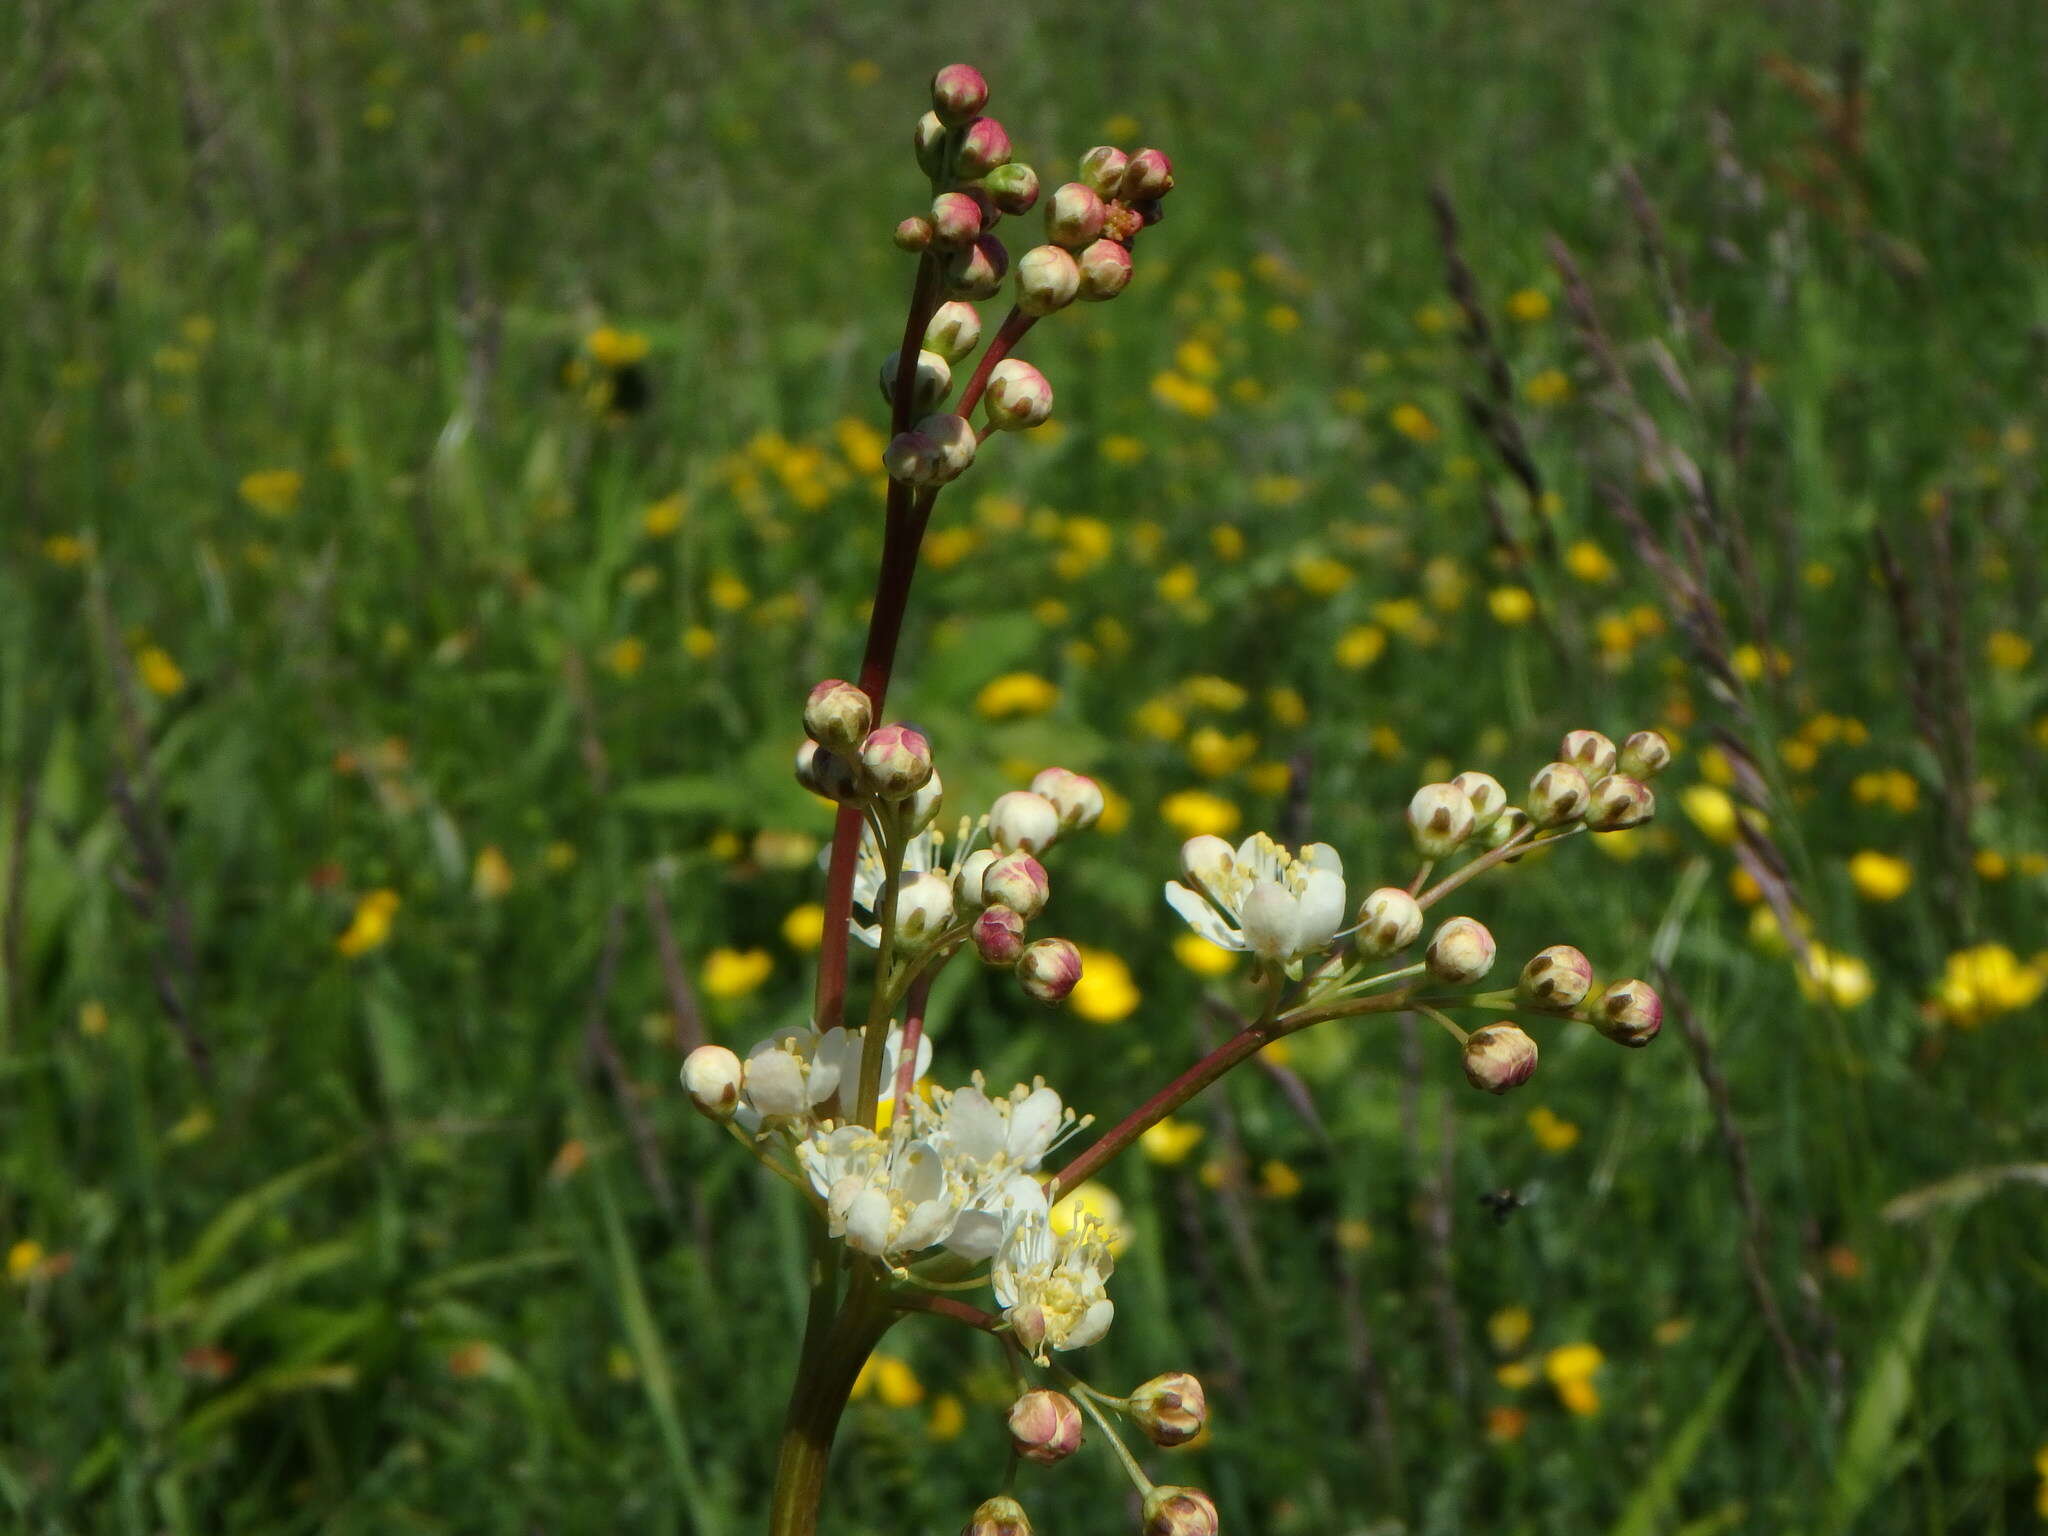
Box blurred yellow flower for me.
[1141,1116,1206,1166]
[1565,540,1616,583]
[42,533,90,566]
[1487,586,1536,626]
[1681,784,1738,844]
[642,494,686,536]
[1527,1105,1581,1153]
[1485,1405,1529,1443]
[1335,624,1387,670]
[701,947,772,999]
[927,1393,965,1442]
[471,846,515,900]
[337,890,401,958]
[1051,1180,1131,1255]
[1267,686,1308,727]
[1507,287,1551,322]
[1293,554,1352,595]
[1544,1343,1603,1415]
[1846,850,1912,902]
[1265,304,1301,334]
[1496,1360,1536,1390]
[1181,675,1249,712]
[1851,768,1918,814]
[1152,371,1219,418]
[1488,1305,1533,1355]
[79,1000,109,1037]
[1244,760,1292,796]
[1157,564,1200,603]
[682,625,717,659]
[1172,932,1238,978]
[1335,1217,1373,1252]
[1186,726,1257,778]
[1070,946,1140,1024]
[1135,697,1186,742]
[852,1352,924,1408]
[1985,630,2032,671]
[1934,943,2044,1026]
[708,572,751,611]
[238,468,304,517]
[604,637,647,678]
[8,1240,46,1280]
[1390,403,1439,443]
[1796,943,1874,1009]
[1100,434,1148,465]
[1523,368,1572,406]
[975,671,1060,720]
[1160,789,1240,839]
[1209,523,1246,561]
[136,645,186,697]
[586,326,649,368]
[782,903,825,952]
[1259,1160,1303,1199]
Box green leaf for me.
[1608,1330,1758,1536]
[154,1145,364,1309]
[1824,1236,1953,1535]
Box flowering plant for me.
[681,64,1673,1536]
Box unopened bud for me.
[924,300,983,363]
[955,117,1012,179]
[930,63,989,126]
[972,904,1027,966]
[1044,182,1108,248]
[955,848,999,906]
[1594,978,1663,1047]
[795,738,861,801]
[1426,915,1496,984]
[1462,1023,1539,1094]
[894,216,935,252]
[905,769,945,835]
[883,428,943,486]
[1407,782,1478,859]
[964,1494,1033,1536]
[1486,805,1533,853]
[914,112,949,179]
[1077,145,1130,198]
[894,871,957,951]
[929,191,984,249]
[913,412,978,482]
[859,723,934,799]
[944,234,1010,300]
[1029,767,1105,831]
[1007,1388,1083,1465]
[1517,944,1593,1010]
[1356,886,1424,955]
[983,851,1049,919]
[1618,729,1673,780]
[1529,761,1591,827]
[1119,147,1175,201]
[681,1045,743,1120]
[1561,729,1619,780]
[1142,1486,1220,1536]
[804,678,873,754]
[1016,244,1081,317]
[984,162,1040,215]
[983,359,1054,430]
[1017,937,1082,1004]
[1587,773,1655,831]
[988,789,1061,854]
[878,348,954,414]
[1450,770,1508,832]
[1075,239,1134,301]
[1128,1371,1207,1447]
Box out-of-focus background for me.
[5,1,2047,1531]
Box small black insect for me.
[1478,1187,1530,1226]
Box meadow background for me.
[5,0,2047,1531]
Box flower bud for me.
[795,738,861,801]
[914,112,949,179]
[988,789,1061,854]
[1142,1486,1220,1536]
[1450,770,1508,832]
[955,117,1012,179]
[1044,182,1107,248]
[804,678,873,754]
[1007,1388,1083,1465]
[1077,145,1130,198]
[1119,147,1175,201]
[681,1044,743,1120]
[743,1048,808,1119]
[1462,1023,1539,1094]
[944,235,1010,300]
[983,851,1049,919]
[1618,728,1673,780]
[972,904,1028,966]
[1128,1371,1207,1447]
[1586,773,1655,831]
[1017,937,1081,1004]
[913,412,978,482]
[1029,767,1105,831]
[905,769,945,835]
[930,63,989,126]
[1517,944,1593,1011]
[983,359,1054,430]
[964,1494,1033,1536]
[929,191,984,249]
[983,162,1040,215]
[1528,761,1591,827]
[878,348,953,413]
[1486,805,1533,852]
[894,871,957,951]
[955,848,999,906]
[883,428,944,486]
[1356,886,1424,955]
[1561,729,1619,780]
[894,216,935,253]
[1426,915,1496,984]
[1075,238,1134,301]
[1594,978,1663,1047]
[859,723,934,799]
[1407,782,1478,859]
[924,301,983,363]
[1016,244,1081,317]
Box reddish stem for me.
[890,1289,1003,1332]
[956,307,1036,418]
[893,968,937,1106]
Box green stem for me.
[767,1272,898,1536]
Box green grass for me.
[4,1,2047,1531]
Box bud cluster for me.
[1399,728,1670,863]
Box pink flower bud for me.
[1015,245,1080,317]
[794,738,860,801]
[1075,238,1133,302]
[1586,773,1656,831]
[912,412,977,482]
[943,235,1010,301]
[929,191,984,249]
[1128,1371,1207,1447]
[1142,1486,1220,1536]
[1119,147,1175,200]
[803,678,873,754]
[1594,978,1662,1047]
[964,1495,1033,1536]
[955,848,998,907]
[859,723,934,799]
[882,428,943,486]
[1561,728,1619,779]
[1450,770,1508,832]
[681,1044,743,1120]
[1463,1023,1540,1094]
[1426,915,1496,984]
[930,63,990,126]
[894,216,935,252]
[983,162,1040,215]
[983,359,1054,430]
[1007,1388,1083,1465]
[1618,728,1673,780]
[1518,944,1593,1010]
[1356,886,1424,955]
[988,789,1061,853]
[1016,937,1082,1004]
[914,112,948,178]
[924,301,982,363]
[1529,761,1591,827]
[955,117,1012,179]
[983,851,1049,918]
[877,348,953,413]
[1044,182,1107,248]
[1029,767,1105,831]
[1407,781,1478,858]
[1077,145,1129,198]
[972,905,1027,966]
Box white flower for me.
[993,1205,1115,1361]
[848,828,939,947]
[733,1022,932,1134]
[1163,832,1346,975]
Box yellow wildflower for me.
[1335,624,1387,670]
[1681,784,1738,844]
[1986,630,2032,671]
[42,533,90,566]
[8,1240,46,1281]
[701,947,772,1000]
[642,494,686,536]
[1488,1306,1534,1355]
[1160,789,1241,839]
[708,572,751,611]
[1934,944,2045,1026]
[1293,554,1352,595]
[1181,675,1248,712]
[1390,403,1439,443]
[1135,697,1186,742]
[1507,287,1551,322]
[1152,370,1219,417]
[1259,1160,1303,1199]
[1527,1105,1581,1153]
[782,903,824,952]
[1523,368,1572,406]
[927,1393,965,1442]
[585,326,649,368]
[975,672,1060,720]
[1335,1218,1373,1252]
[1157,564,1200,603]
[1186,726,1257,778]
[1173,932,1238,979]
[1846,850,1912,902]
[238,468,304,517]
[1140,1117,1206,1166]
[1100,434,1148,466]
[471,846,515,900]
[79,1001,109,1037]
[1565,540,1616,583]
[1070,947,1140,1024]
[1488,586,1536,626]
[1244,760,1292,796]
[1543,1343,1603,1415]
[136,645,186,697]
[1495,1360,1536,1391]
[1267,686,1308,727]
[604,637,647,678]
[337,890,401,958]
[1795,943,1875,1009]
[1264,304,1301,333]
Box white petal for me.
[1237,832,1285,884]
[898,1197,955,1254]
[743,1051,807,1119]
[1178,836,1235,897]
[1165,881,1246,950]
[945,1210,1006,1263]
[1006,1087,1064,1166]
[1060,1298,1114,1351]
[842,1189,894,1255]
[1295,867,1348,952]
[1299,841,1343,877]
[1240,883,1302,962]
[943,1087,1003,1163]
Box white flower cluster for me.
[1164,832,1347,975]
